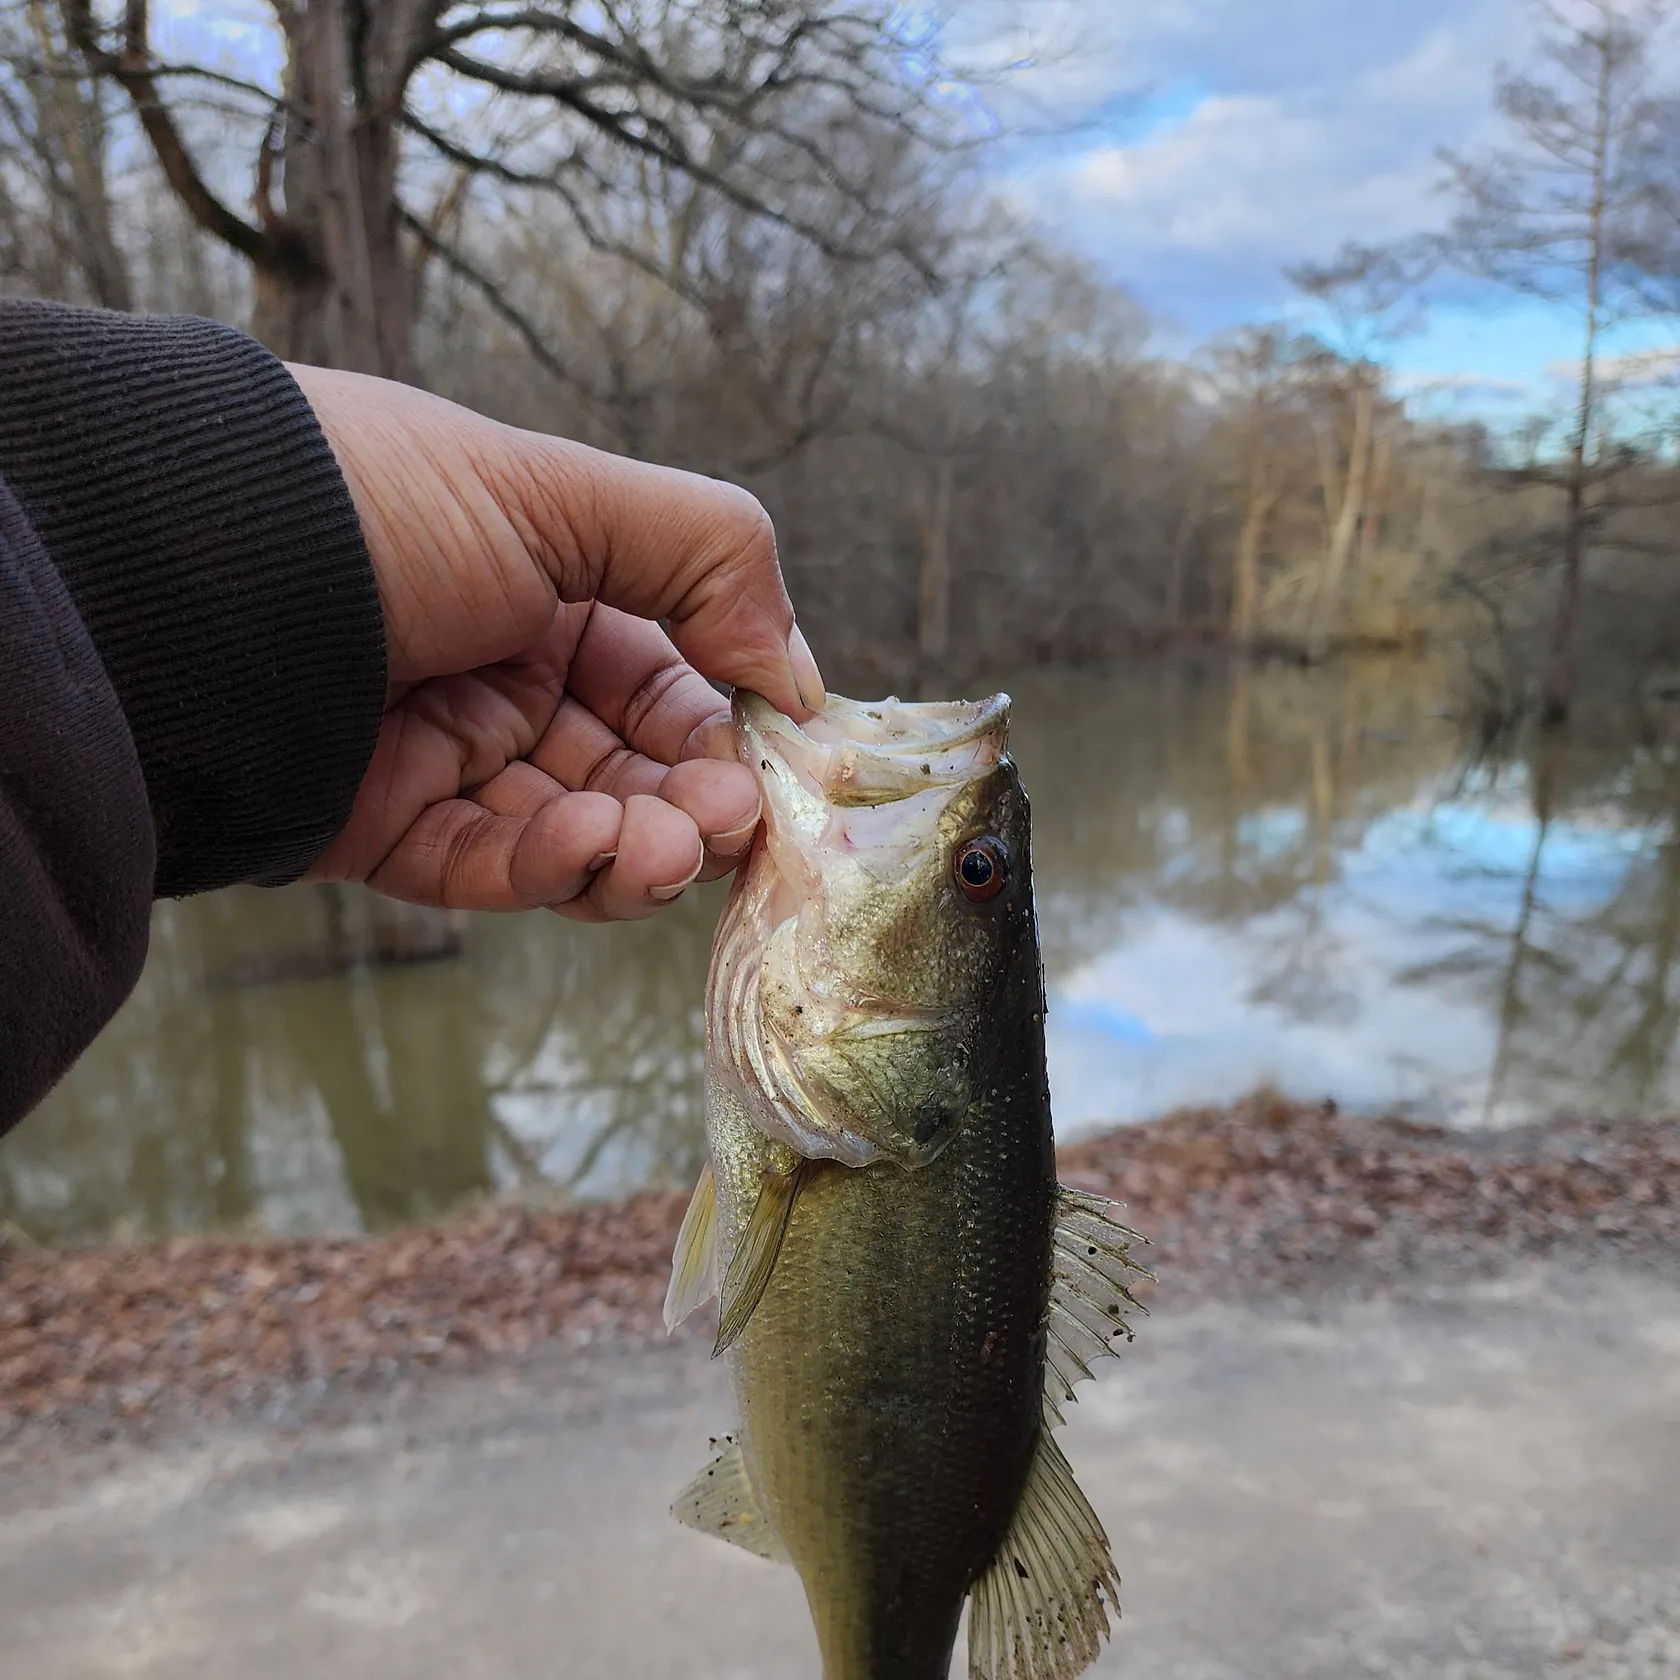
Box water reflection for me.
[5,655,1678,1244]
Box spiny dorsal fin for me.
[672,1434,790,1564]
[1044,1187,1152,1427]
[967,1427,1121,1680]
[714,1158,814,1357]
[663,1158,718,1332]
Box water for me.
[6,655,1680,1246]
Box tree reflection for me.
[8,653,1680,1244]
[1401,733,1680,1120]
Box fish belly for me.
[710,1080,1056,1680]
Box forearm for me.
[0,300,388,1131]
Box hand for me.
[288,365,824,921]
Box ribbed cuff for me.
[0,301,386,895]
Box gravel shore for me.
[3,1095,1676,1447]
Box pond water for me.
[6,655,1680,1245]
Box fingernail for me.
[588,851,617,872]
[788,624,826,714]
[709,800,762,857]
[650,844,706,902]
[690,714,739,763]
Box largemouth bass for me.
[664,692,1148,1680]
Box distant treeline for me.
[7,0,1680,720]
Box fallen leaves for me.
[1,1096,1674,1441]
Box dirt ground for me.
[0,1261,1676,1679]
[2,1102,1676,1678]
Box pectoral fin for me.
[713,1158,813,1357]
[672,1435,789,1564]
[967,1429,1120,1680]
[1043,1187,1152,1427]
[663,1158,718,1332]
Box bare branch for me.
[61,0,273,264]
[398,202,602,401]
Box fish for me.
[664,690,1150,1680]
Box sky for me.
[150,0,1680,421]
[951,0,1680,420]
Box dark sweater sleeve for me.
[0,480,153,1127]
[0,300,386,896]
[0,301,386,1131]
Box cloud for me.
[1395,371,1532,398]
[960,0,1528,335]
[1547,346,1680,388]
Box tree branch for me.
[398,203,602,401]
[62,0,273,263]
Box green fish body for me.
[665,693,1147,1680]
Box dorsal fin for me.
[714,1158,814,1357]
[1043,1188,1152,1427]
[663,1158,718,1332]
[672,1434,790,1564]
[967,1427,1121,1679]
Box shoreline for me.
[2,1095,1675,1448]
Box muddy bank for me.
[3,1096,1676,1442]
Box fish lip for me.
[733,691,1011,808]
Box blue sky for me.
[952,0,1680,418]
[153,0,1680,419]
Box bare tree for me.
[1203,328,1317,649]
[1439,0,1674,725]
[0,0,130,306]
[1287,240,1429,660]
[60,0,966,379]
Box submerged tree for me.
[1438,0,1675,726]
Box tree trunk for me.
[1360,427,1391,568]
[1542,27,1614,731]
[27,0,131,310]
[249,1,414,376]
[1231,481,1277,648]
[1309,371,1374,661]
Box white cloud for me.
[962,0,1530,333]
[1548,346,1680,388]
[1050,94,1440,261]
[1395,371,1532,397]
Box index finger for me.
[498,437,825,721]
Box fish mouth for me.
[738,691,1011,812]
[707,691,1012,1167]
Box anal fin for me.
[1044,1187,1153,1427]
[967,1429,1120,1680]
[714,1158,814,1356]
[672,1434,790,1564]
[663,1158,718,1331]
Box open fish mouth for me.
[706,691,1013,1167]
[752,693,1013,807]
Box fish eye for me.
[954,836,1008,903]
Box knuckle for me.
[711,487,778,576]
[580,742,638,794]
[619,661,691,744]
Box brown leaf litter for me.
[1,1097,1674,1442]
